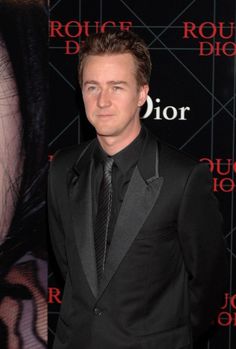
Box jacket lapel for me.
[98,132,164,298]
[67,141,98,299]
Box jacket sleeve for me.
[177,163,227,338]
[48,152,68,280]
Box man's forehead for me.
[83,52,136,65]
[83,53,136,76]
[82,53,138,86]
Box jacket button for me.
[93,307,103,316]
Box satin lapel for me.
[68,157,98,299]
[98,164,164,298]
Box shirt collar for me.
[94,126,146,174]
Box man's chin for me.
[95,127,118,138]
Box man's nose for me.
[97,89,111,108]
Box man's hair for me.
[78,30,152,87]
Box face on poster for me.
[0,36,23,244]
[0,0,48,348]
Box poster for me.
[0,0,48,348]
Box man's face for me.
[82,53,148,139]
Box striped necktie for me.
[94,157,114,285]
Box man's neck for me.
[97,124,141,156]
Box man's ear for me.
[138,85,149,107]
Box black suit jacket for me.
[48,129,227,349]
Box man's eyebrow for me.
[108,81,128,85]
[83,80,128,85]
[83,80,98,85]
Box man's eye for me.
[112,86,122,91]
[87,86,96,91]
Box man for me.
[48,30,227,349]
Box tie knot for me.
[104,157,114,173]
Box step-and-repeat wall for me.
[49,1,236,348]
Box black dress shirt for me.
[92,126,146,250]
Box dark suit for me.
[48,128,227,349]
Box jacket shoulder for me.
[146,130,206,186]
[50,140,94,173]
[159,140,197,170]
[145,127,198,172]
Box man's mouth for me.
[96,114,114,118]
